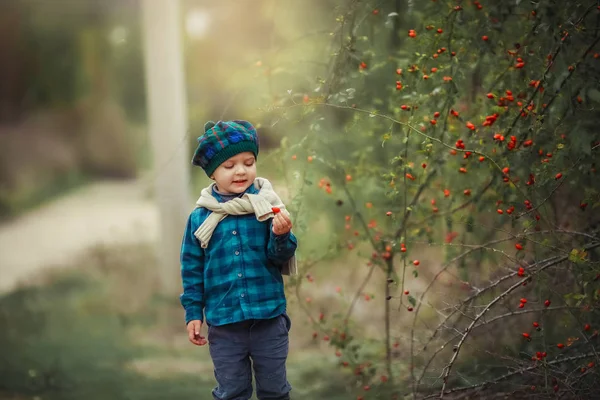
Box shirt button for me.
[240,293,245,297]
[235,251,240,255]
[238,273,243,278]
[232,230,237,235]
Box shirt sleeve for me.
[179,209,205,325]
[267,221,298,265]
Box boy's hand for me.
[187,320,207,346]
[272,211,293,236]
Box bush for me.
[245,1,600,398]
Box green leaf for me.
[408,295,416,307]
[412,270,419,278]
[588,88,600,103]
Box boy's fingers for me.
[194,333,207,346]
[187,320,204,345]
[280,214,292,229]
[284,216,293,229]
[273,217,282,231]
[188,328,196,343]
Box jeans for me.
[207,313,292,400]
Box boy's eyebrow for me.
[225,155,255,164]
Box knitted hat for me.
[192,120,259,177]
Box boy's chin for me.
[227,182,252,193]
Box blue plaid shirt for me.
[180,184,297,326]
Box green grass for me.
[0,244,362,400]
[0,273,214,400]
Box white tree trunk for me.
[142,0,190,293]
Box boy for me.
[180,120,298,400]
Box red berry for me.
[533,322,540,328]
[272,207,281,214]
[555,172,563,180]
[557,343,564,349]
[544,300,551,307]
[515,243,523,250]
[584,324,591,331]
[522,332,531,340]
[413,260,420,266]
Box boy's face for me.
[211,151,257,194]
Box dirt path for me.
[0,179,159,293]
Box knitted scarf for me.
[193,177,297,276]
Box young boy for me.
[180,120,298,400]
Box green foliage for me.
[241,0,600,397]
[0,274,213,399]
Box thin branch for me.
[540,33,600,115]
[416,306,577,386]
[422,352,597,399]
[438,241,600,398]
[343,263,378,322]
[408,178,495,228]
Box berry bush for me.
[251,1,600,398]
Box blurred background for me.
[2,0,600,399]
[0,1,354,399]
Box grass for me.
[0,243,362,400]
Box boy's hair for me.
[192,120,259,177]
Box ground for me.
[0,179,158,293]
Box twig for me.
[422,352,597,399]
[437,241,600,398]
[540,30,600,115]
[416,306,577,387]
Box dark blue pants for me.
[207,313,292,400]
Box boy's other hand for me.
[187,320,207,346]
[272,211,293,235]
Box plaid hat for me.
[192,120,259,177]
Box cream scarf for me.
[193,177,297,276]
